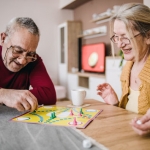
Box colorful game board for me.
[12,106,103,128]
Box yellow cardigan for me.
[119,56,150,114]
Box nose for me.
[116,40,125,48]
[17,55,27,64]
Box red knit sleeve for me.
[29,56,56,105]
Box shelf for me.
[78,32,106,39]
[60,0,92,9]
[78,76,89,88]
[78,26,107,39]
[91,14,114,24]
[77,72,105,78]
[68,72,105,78]
[91,15,112,22]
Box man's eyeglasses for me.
[110,33,141,45]
[7,46,37,62]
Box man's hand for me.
[0,89,38,112]
[130,109,150,135]
[97,83,119,105]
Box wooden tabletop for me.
[57,99,150,150]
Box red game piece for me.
[70,109,74,116]
[73,117,77,125]
[79,112,82,116]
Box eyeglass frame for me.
[6,45,37,62]
[110,32,141,45]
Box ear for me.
[0,32,7,45]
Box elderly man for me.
[0,17,56,112]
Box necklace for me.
[131,67,141,85]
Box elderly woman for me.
[97,3,150,135]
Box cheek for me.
[6,52,16,63]
[130,47,136,55]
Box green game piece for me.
[50,112,54,119]
[80,108,83,114]
[50,112,56,119]
[53,112,56,118]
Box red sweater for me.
[0,46,56,105]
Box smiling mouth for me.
[122,48,131,54]
[14,61,21,65]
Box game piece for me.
[82,139,92,148]
[50,112,56,119]
[136,120,142,125]
[78,112,82,116]
[70,109,74,116]
[50,112,54,119]
[80,108,83,114]
[53,112,56,118]
[73,117,77,125]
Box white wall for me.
[0,0,74,84]
[144,0,150,7]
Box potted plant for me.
[119,50,124,67]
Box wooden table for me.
[57,99,150,150]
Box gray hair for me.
[5,17,40,38]
[111,3,150,35]
[110,3,150,61]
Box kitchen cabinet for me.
[58,21,82,91]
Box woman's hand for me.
[97,83,119,105]
[131,109,150,135]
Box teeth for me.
[123,49,131,52]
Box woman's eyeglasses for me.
[110,33,141,45]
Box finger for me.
[101,85,108,91]
[139,121,150,131]
[132,120,150,131]
[103,83,112,91]
[130,117,138,124]
[132,126,150,135]
[103,83,109,87]
[97,85,103,90]
[97,84,102,88]
[27,91,38,110]
[139,115,150,124]
[97,89,108,98]
[97,91,102,96]
[97,87,100,90]
[98,91,107,97]
[16,103,25,112]
[21,100,31,111]
[103,83,108,86]
[97,83,105,87]
[97,83,107,88]
[20,90,38,112]
[27,97,38,112]
[27,93,38,112]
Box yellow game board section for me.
[12,106,102,128]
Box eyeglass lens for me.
[10,46,37,62]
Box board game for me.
[12,106,103,128]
